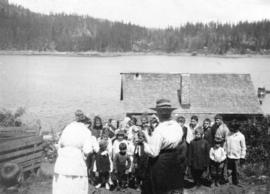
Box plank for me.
[22,162,42,172]
[0,126,28,132]
[0,136,43,153]
[0,143,43,162]
[0,126,38,133]
[19,157,42,166]
[0,134,35,141]
[20,157,42,168]
[0,156,43,171]
[0,151,43,166]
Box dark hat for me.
[214,137,223,144]
[150,99,176,111]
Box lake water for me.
[0,55,270,131]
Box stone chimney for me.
[179,74,190,108]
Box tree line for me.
[0,3,270,54]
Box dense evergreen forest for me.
[1,2,270,54]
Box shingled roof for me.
[120,73,263,115]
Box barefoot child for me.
[209,137,226,186]
[113,142,131,191]
[93,139,113,190]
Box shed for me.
[120,73,263,122]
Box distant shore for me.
[0,50,270,58]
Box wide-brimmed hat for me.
[150,99,176,111]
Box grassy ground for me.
[1,162,269,194]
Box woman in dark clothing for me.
[141,99,184,194]
[188,127,210,186]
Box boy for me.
[93,139,113,190]
[225,121,246,185]
[113,142,132,191]
[112,130,128,158]
[209,137,226,186]
[188,128,210,187]
[203,118,213,146]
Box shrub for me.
[0,107,25,127]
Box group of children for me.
[85,114,246,191]
[85,115,157,191]
[177,115,247,187]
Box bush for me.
[0,107,25,127]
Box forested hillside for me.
[0,3,270,54]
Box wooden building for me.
[120,73,263,123]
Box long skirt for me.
[52,173,88,194]
[142,149,185,194]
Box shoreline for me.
[1,50,270,58]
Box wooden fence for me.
[0,127,44,173]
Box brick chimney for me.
[179,74,190,108]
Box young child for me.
[176,116,188,143]
[112,130,128,159]
[93,139,113,190]
[133,128,149,191]
[113,142,131,191]
[188,128,210,187]
[209,137,226,186]
[225,121,246,185]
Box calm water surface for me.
[0,55,270,131]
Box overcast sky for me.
[9,0,270,28]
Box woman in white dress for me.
[53,110,99,194]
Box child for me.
[209,137,226,186]
[188,128,210,187]
[97,130,112,157]
[225,121,246,185]
[112,130,128,159]
[202,118,213,146]
[93,139,113,190]
[188,115,200,144]
[132,128,149,191]
[149,114,159,134]
[176,116,188,143]
[113,142,131,191]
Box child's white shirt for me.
[209,147,226,163]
